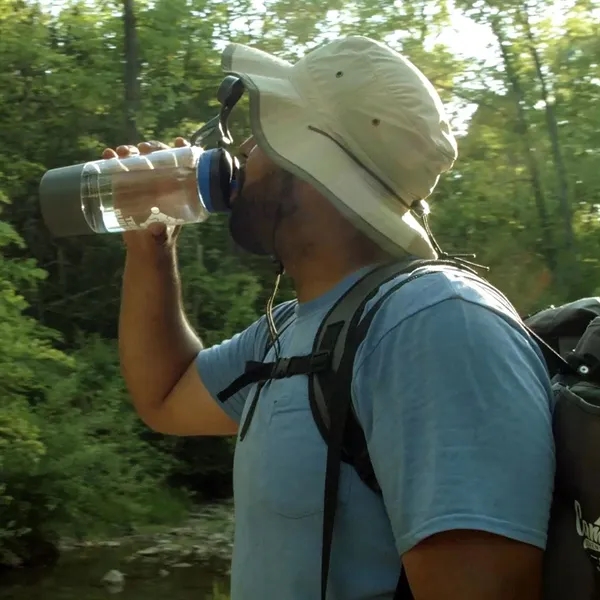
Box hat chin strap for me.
[265,263,284,358]
[262,198,287,356]
[409,199,487,273]
[268,193,287,271]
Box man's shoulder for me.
[364,265,522,333]
[353,265,541,370]
[352,264,552,401]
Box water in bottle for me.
[39,145,234,237]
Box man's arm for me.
[352,291,555,599]
[114,139,260,437]
[402,529,542,599]
[119,247,240,436]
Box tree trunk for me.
[519,4,574,258]
[123,0,140,143]
[490,17,556,272]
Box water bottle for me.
[39,145,236,237]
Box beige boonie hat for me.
[221,36,458,259]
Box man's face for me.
[229,136,296,256]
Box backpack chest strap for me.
[217,352,331,403]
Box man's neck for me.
[277,211,394,303]
[285,255,381,304]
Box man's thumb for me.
[146,222,168,240]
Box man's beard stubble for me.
[228,170,297,257]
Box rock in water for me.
[0,550,23,568]
[102,569,125,586]
[137,546,161,556]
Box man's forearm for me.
[119,249,202,415]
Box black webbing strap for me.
[217,353,331,403]
[217,301,298,404]
[394,568,413,600]
[321,329,357,600]
[239,382,265,441]
[217,362,273,402]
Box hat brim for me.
[222,43,436,259]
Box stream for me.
[0,506,235,600]
[0,542,230,600]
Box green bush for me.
[0,335,190,565]
[0,213,187,566]
[0,401,47,565]
[31,335,189,539]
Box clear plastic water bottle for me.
[39,145,234,237]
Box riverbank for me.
[60,501,235,578]
[0,503,234,600]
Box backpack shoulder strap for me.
[316,258,481,600]
[310,259,433,425]
[310,258,454,476]
[315,258,460,600]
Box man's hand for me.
[101,137,190,253]
[402,529,543,600]
[115,135,239,437]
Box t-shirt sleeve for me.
[195,317,267,424]
[352,296,556,556]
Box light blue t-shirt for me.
[196,265,555,600]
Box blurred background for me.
[0,0,598,598]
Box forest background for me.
[0,0,598,567]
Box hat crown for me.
[297,36,457,202]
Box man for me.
[110,37,555,599]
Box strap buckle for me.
[310,351,331,372]
[269,352,331,380]
[271,358,292,379]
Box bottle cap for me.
[39,164,101,237]
[196,149,234,214]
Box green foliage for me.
[28,335,188,539]
[0,0,599,572]
[0,201,186,565]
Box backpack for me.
[218,258,600,600]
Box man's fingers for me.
[145,222,168,239]
[116,144,139,158]
[138,140,170,155]
[103,139,184,160]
